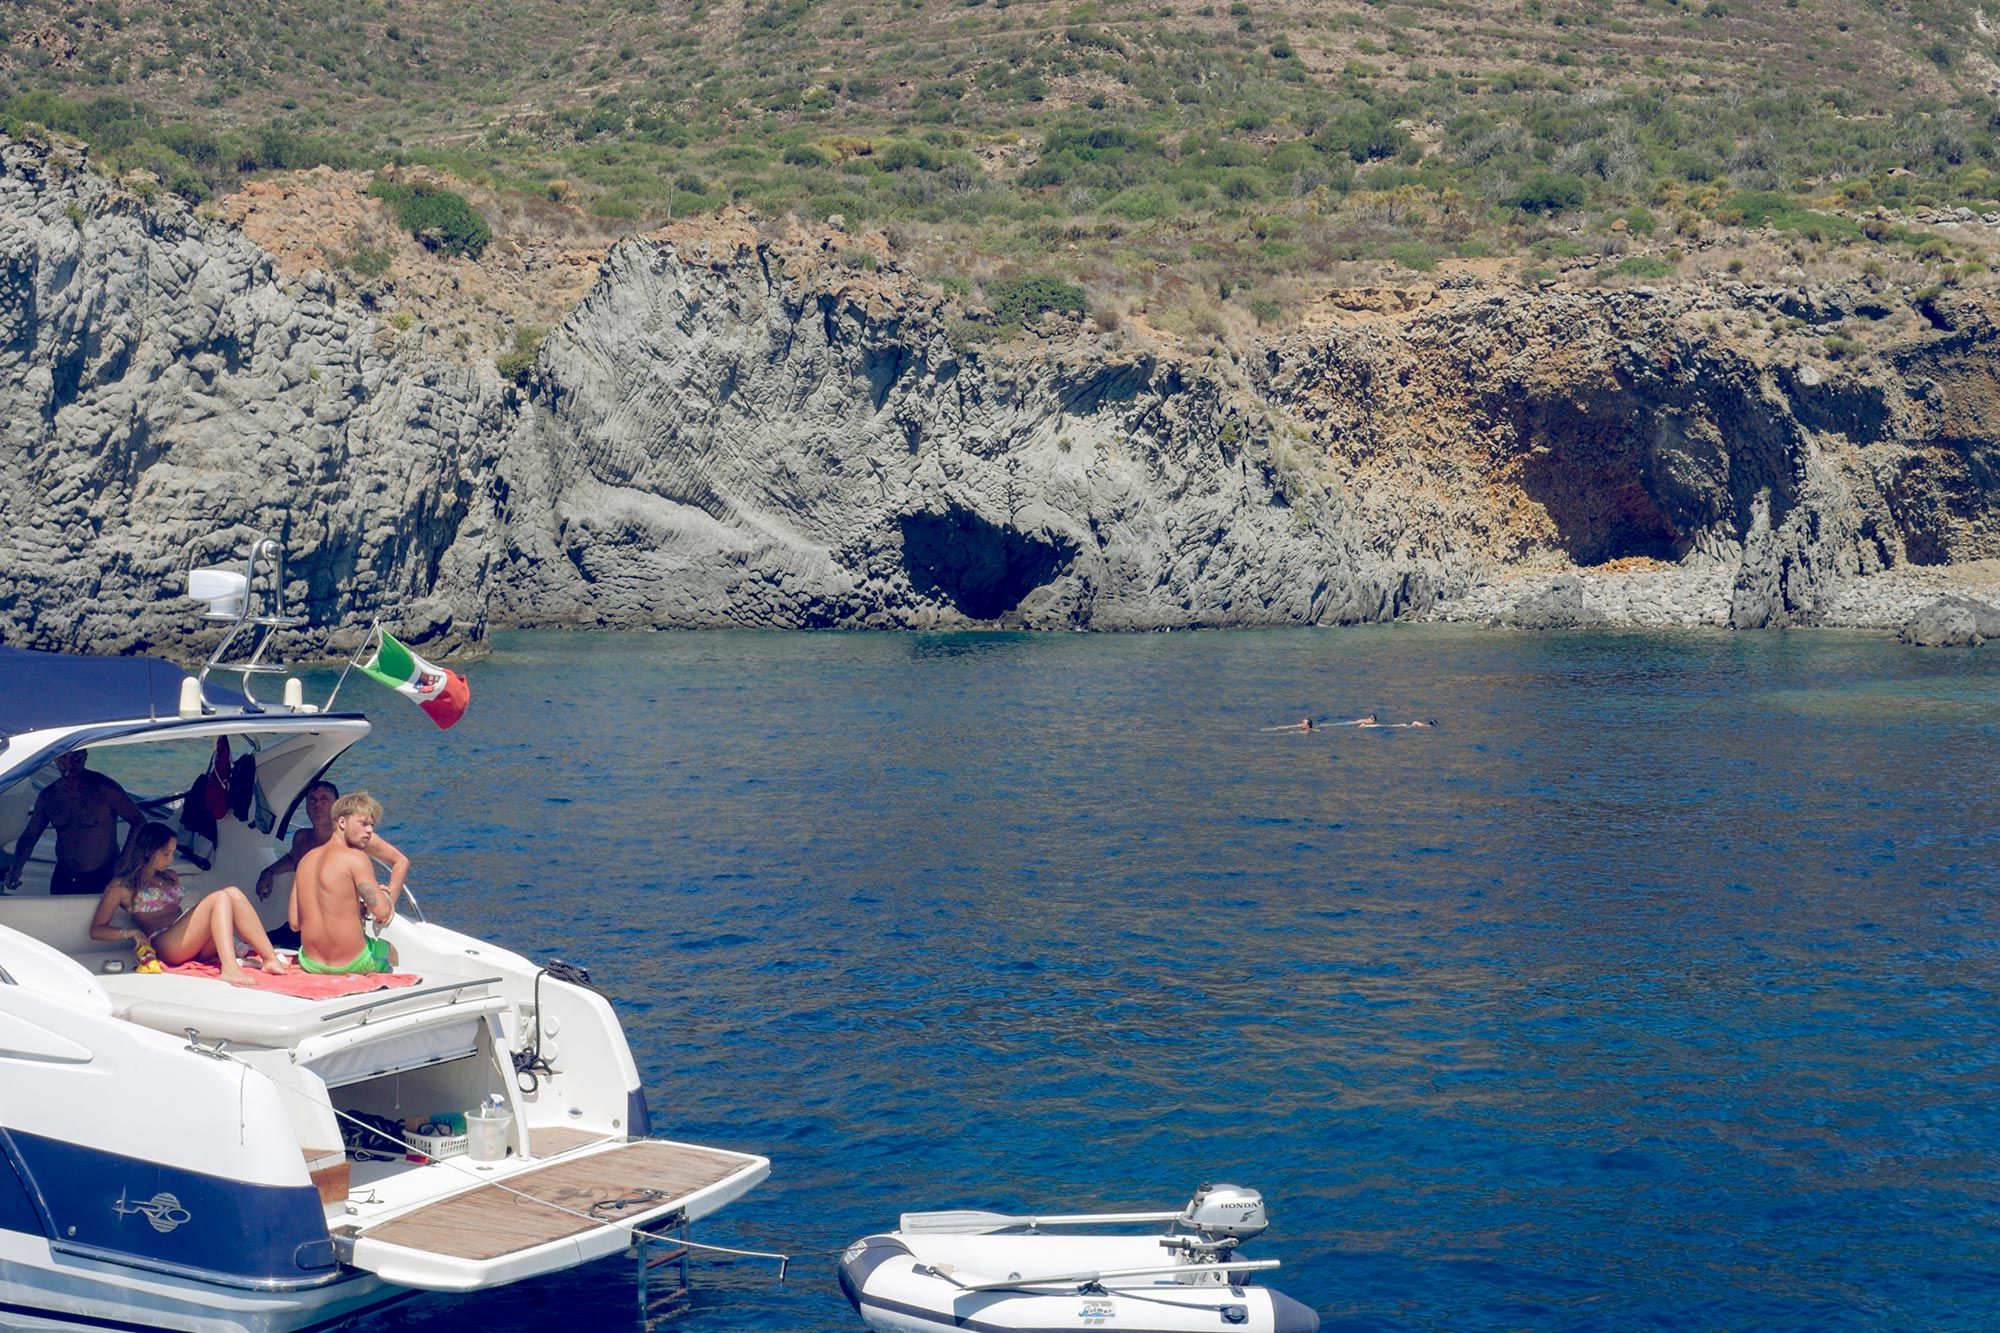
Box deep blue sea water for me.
[329,626,2000,1333]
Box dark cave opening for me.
[1520,448,1683,565]
[899,507,1075,620]
[1514,403,1686,566]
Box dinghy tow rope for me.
[205,1046,793,1279]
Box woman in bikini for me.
[89,822,291,987]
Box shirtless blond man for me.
[293,792,405,974]
[262,780,407,903]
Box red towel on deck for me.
[162,959,422,998]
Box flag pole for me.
[324,618,380,713]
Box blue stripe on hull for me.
[2,1130,338,1287]
[0,1145,41,1235]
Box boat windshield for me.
[85,735,262,806]
[1,726,358,891]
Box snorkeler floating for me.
[1262,713,1392,732]
[1263,713,1437,731]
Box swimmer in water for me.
[1335,714,1378,727]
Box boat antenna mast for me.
[188,535,307,713]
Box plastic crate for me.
[404,1129,467,1162]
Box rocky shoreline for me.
[3,135,1998,659]
[1428,559,2000,640]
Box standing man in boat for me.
[4,750,143,895]
[293,791,404,974]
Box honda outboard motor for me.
[1181,1183,1269,1241]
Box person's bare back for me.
[294,792,398,973]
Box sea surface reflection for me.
[330,626,2000,1332]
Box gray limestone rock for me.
[492,233,1404,631]
[1491,576,1605,630]
[1899,596,2000,646]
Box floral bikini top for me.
[128,868,184,924]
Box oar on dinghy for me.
[901,1181,1273,1238]
[938,1258,1284,1292]
[900,1209,1183,1235]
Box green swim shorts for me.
[299,937,391,975]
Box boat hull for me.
[839,1234,1320,1333]
[0,1227,403,1333]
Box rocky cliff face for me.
[4,136,1997,659]
[1277,281,2000,629]
[0,138,501,659]
[493,217,1423,631]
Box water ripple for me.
[325,627,2000,1333]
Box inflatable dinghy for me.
[839,1183,1319,1333]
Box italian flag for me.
[357,629,470,730]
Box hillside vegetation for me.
[10,0,2000,320]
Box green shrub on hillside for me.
[1512,171,1590,214]
[1715,191,1861,242]
[1613,255,1675,278]
[1386,241,1444,271]
[1311,109,1410,163]
[368,178,491,260]
[985,274,1087,326]
[876,140,945,172]
[245,125,356,173]
[496,325,544,383]
[1105,185,1177,220]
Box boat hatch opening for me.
[306,1019,481,1088]
[333,1139,771,1292]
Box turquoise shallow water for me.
[331,626,2000,1333]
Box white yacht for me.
[0,543,768,1331]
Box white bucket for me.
[465,1105,512,1162]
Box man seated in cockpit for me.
[4,751,143,896]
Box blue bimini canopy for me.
[0,646,241,741]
